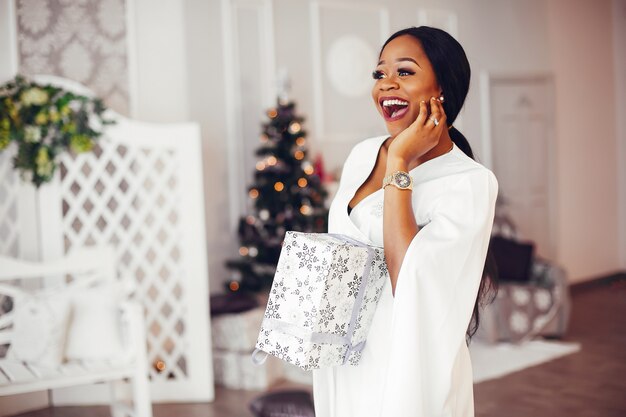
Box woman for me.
[312,27,499,416]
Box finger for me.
[415,100,428,126]
[427,97,441,128]
[433,98,447,129]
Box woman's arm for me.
[383,158,419,295]
[383,98,446,295]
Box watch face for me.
[394,172,411,188]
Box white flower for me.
[20,170,33,183]
[21,88,48,106]
[68,99,82,112]
[24,126,41,143]
[88,113,103,131]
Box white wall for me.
[0,0,17,82]
[547,0,620,282]
[130,0,190,122]
[183,0,236,294]
[124,0,236,294]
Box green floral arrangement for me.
[0,75,115,187]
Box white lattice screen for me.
[1,76,214,403]
[59,142,191,381]
[0,150,19,258]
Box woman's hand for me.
[387,97,447,167]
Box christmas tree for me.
[225,95,328,293]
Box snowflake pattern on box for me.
[16,0,130,115]
[255,232,388,370]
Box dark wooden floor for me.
[474,275,626,417]
[11,276,626,417]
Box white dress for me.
[312,135,498,417]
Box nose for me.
[379,76,399,91]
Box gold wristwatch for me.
[382,171,413,190]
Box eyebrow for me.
[377,57,421,68]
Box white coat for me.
[313,135,498,417]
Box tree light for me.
[288,122,301,134]
[154,360,166,372]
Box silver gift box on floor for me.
[211,307,265,351]
[213,348,283,390]
[253,232,389,370]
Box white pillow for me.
[64,284,126,361]
[10,292,72,368]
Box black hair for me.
[380,26,499,343]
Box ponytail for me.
[449,125,499,342]
[448,126,474,159]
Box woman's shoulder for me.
[450,149,498,189]
[436,160,499,212]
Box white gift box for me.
[213,348,283,390]
[211,307,265,351]
[253,232,388,370]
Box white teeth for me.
[382,99,409,107]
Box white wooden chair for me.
[0,247,152,417]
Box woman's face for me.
[372,35,441,138]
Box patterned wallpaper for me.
[16,0,130,115]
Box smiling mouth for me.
[380,98,409,121]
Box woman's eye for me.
[372,70,385,80]
[398,69,415,77]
